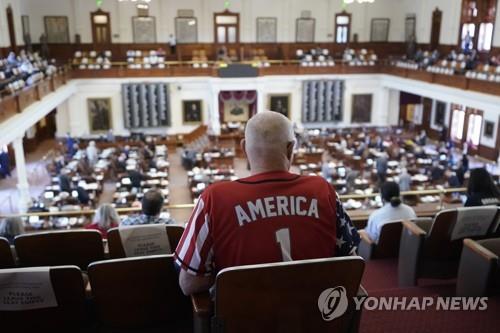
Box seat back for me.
[457,238,500,296]
[88,255,191,329]
[373,221,403,259]
[214,257,365,333]
[15,230,104,270]
[0,266,86,330]
[0,237,15,268]
[424,208,499,260]
[107,225,184,258]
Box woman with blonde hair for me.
[86,204,120,238]
[0,217,25,244]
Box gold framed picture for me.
[268,94,291,118]
[223,102,250,122]
[183,100,203,124]
[88,98,112,133]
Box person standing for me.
[169,34,177,55]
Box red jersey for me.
[174,171,359,276]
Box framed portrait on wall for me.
[257,17,277,43]
[296,18,315,42]
[21,15,30,37]
[484,121,495,138]
[183,100,203,124]
[175,17,198,43]
[268,94,290,118]
[132,16,156,43]
[351,94,373,123]
[44,16,70,43]
[434,100,447,126]
[405,14,416,42]
[370,18,390,42]
[224,102,250,122]
[88,98,112,133]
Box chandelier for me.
[344,0,375,4]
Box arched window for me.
[459,0,497,52]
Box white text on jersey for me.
[235,196,319,226]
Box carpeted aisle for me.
[359,259,500,333]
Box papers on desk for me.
[388,161,399,168]
[121,178,132,185]
[44,191,55,199]
[411,175,429,183]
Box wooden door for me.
[6,6,16,50]
[430,8,442,50]
[91,9,111,45]
[214,10,240,44]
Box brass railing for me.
[0,187,467,219]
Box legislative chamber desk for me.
[347,202,463,229]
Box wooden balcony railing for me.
[0,69,69,123]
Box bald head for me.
[243,111,295,174]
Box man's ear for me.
[286,141,295,161]
[240,139,246,157]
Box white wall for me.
[0,0,26,47]
[14,0,500,45]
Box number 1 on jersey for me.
[275,228,292,261]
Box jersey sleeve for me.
[335,196,361,256]
[174,193,214,277]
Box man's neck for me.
[249,164,289,176]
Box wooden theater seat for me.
[359,218,432,260]
[398,207,500,287]
[456,238,500,296]
[0,237,15,268]
[359,221,403,260]
[15,230,104,270]
[106,224,184,259]
[88,255,191,331]
[192,257,366,333]
[0,266,87,331]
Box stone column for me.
[12,137,30,213]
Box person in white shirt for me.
[365,182,416,243]
[86,140,99,167]
[168,34,176,55]
[398,168,412,192]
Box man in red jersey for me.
[174,111,360,295]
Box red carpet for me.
[359,259,500,333]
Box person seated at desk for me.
[77,156,93,176]
[465,168,500,207]
[429,161,445,183]
[121,189,173,225]
[0,217,25,244]
[86,204,120,238]
[128,167,144,188]
[59,172,72,193]
[76,186,91,206]
[365,182,417,243]
[398,168,412,192]
[416,130,427,146]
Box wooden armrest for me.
[402,220,427,237]
[191,291,213,316]
[463,239,499,261]
[358,230,374,245]
[357,285,368,297]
